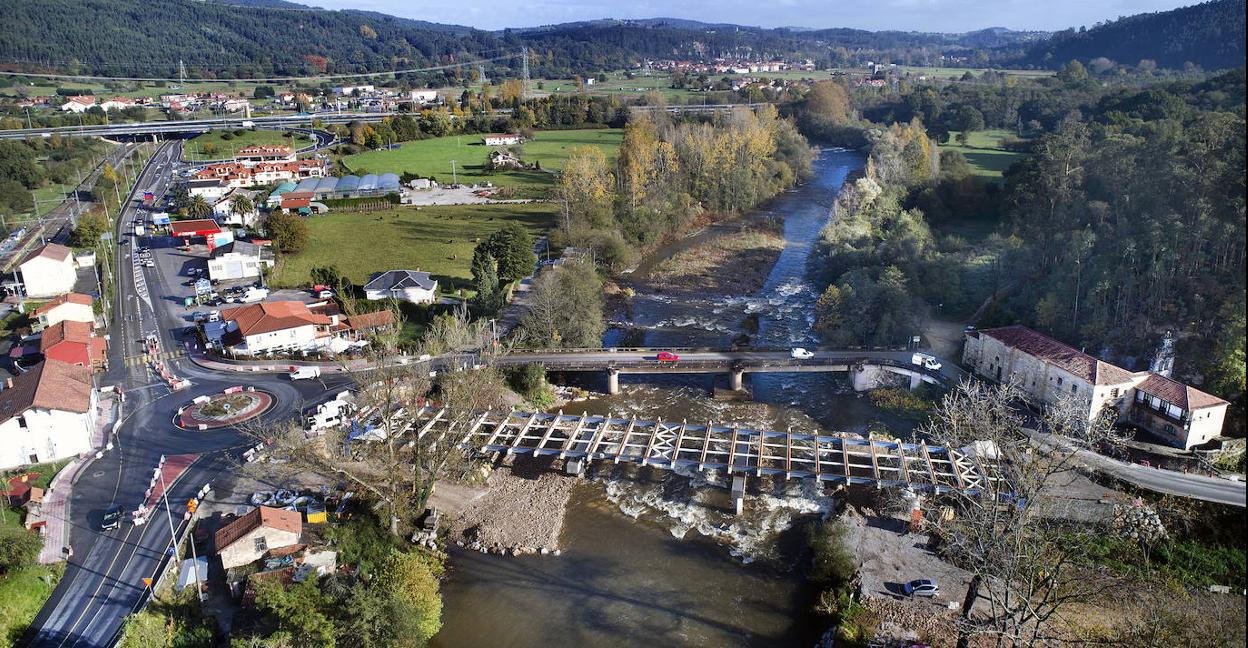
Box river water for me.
[433,148,870,648]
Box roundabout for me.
[177,387,275,429]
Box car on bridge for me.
[790,348,814,359]
[656,352,680,362]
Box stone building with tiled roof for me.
[214,506,302,570]
[964,325,1228,449]
[215,301,394,356]
[0,360,97,470]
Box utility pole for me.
[450,160,457,186]
[521,46,530,100]
[178,59,188,88]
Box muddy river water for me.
[432,148,874,648]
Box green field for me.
[944,129,1028,179]
[30,185,70,216]
[184,129,315,161]
[271,203,558,294]
[342,128,622,197]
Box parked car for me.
[656,352,680,362]
[904,579,940,597]
[101,505,124,531]
[790,348,814,359]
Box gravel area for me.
[448,459,577,556]
[841,509,975,612]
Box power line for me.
[0,52,523,84]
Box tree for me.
[479,222,535,283]
[375,550,443,646]
[0,524,42,574]
[804,81,851,125]
[469,245,503,314]
[71,210,109,248]
[229,193,254,223]
[265,211,308,254]
[554,146,613,231]
[251,578,335,648]
[919,382,1126,648]
[186,194,212,219]
[518,259,604,348]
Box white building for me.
[482,133,523,147]
[59,96,95,113]
[31,293,94,332]
[363,270,438,304]
[216,301,393,356]
[409,89,439,104]
[187,179,231,201]
[213,189,261,227]
[964,325,1229,450]
[19,243,78,299]
[99,97,136,112]
[207,241,274,282]
[335,84,375,95]
[0,360,97,470]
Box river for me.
[432,148,871,648]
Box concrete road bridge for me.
[391,407,1002,514]
[0,111,397,140]
[490,347,959,394]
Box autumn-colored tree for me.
[555,145,613,230]
[805,81,852,124]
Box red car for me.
[656,352,680,362]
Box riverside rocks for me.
[448,462,577,558]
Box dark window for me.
[28,453,39,464]
[254,536,267,552]
[1057,377,1063,386]
[1071,384,1077,395]
[1110,388,1120,398]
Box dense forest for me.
[3,0,1241,81]
[1019,0,1245,71]
[811,68,1246,426]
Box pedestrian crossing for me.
[124,350,186,367]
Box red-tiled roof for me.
[1136,373,1228,411]
[345,310,396,332]
[39,320,106,367]
[214,506,302,552]
[976,325,1136,385]
[0,360,93,424]
[281,197,311,209]
[20,243,73,266]
[221,301,330,337]
[236,145,293,156]
[32,293,93,317]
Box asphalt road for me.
[0,112,396,140]
[21,144,356,648]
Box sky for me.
[299,0,1198,32]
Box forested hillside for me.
[812,69,1246,425]
[1020,0,1245,70]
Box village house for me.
[19,243,78,299]
[98,97,137,112]
[214,300,394,356]
[963,325,1229,450]
[218,98,250,113]
[213,189,262,227]
[194,158,326,188]
[31,293,94,331]
[0,360,97,470]
[58,96,95,113]
[363,270,438,304]
[482,133,524,147]
[207,241,275,282]
[39,320,107,370]
[214,506,303,570]
[234,145,296,166]
[187,178,231,201]
[408,89,439,104]
[334,84,375,95]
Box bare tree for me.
[917,380,1125,648]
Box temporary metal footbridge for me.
[395,407,1000,495]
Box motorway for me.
[21,142,355,648]
[0,112,398,140]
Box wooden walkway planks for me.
[404,409,996,494]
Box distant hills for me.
[0,0,1242,79]
[1019,0,1245,70]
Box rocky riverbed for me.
[447,459,577,556]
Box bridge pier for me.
[729,368,744,391]
[606,368,620,395]
[909,372,922,391]
[730,475,746,516]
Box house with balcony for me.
[963,325,1228,450]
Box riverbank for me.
[447,458,576,556]
[643,229,786,295]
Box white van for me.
[289,366,321,380]
[911,353,942,371]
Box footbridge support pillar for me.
[909,372,922,391]
[606,368,620,395]
[729,368,745,392]
[731,475,746,516]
